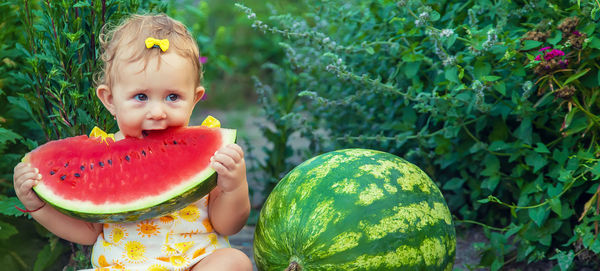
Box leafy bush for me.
[240,0,600,269]
[168,0,306,110]
[1,0,165,269]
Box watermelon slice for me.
[25,126,236,223]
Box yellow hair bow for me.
[145,37,169,52]
[89,126,115,144]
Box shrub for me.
[240,0,600,269]
[1,0,165,269]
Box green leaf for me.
[504,223,523,238]
[534,142,550,153]
[0,197,28,217]
[563,68,590,85]
[365,47,375,55]
[489,141,510,151]
[481,155,500,176]
[482,75,501,81]
[521,40,543,50]
[549,250,574,271]
[403,61,421,78]
[528,206,549,227]
[590,236,600,253]
[549,198,562,217]
[443,177,466,190]
[547,184,563,198]
[7,96,33,117]
[548,31,562,45]
[445,66,459,83]
[33,237,65,271]
[0,128,22,144]
[482,176,500,192]
[515,118,532,145]
[474,61,491,79]
[493,81,506,96]
[525,152,547,172]
[552,148,569,165]
[590,37,600,49]
[0,220,18,240]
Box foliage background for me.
[239,0,600,270]
[3,0,600,270]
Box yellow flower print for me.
[178,205,200,222]
[161,243,180,256]
[192,248,206,258]
[97,255,110,267]
[111,259,126,269]
[108,225,128,244]
[99,232,112,248]
[137,220,160,237]
[208,233,218,246]
[159,214,176,224]
[174,241,195,253]
[202,218,213,232]
[123,241,146,264]
[148,264,169,271]
[170,255,190,270]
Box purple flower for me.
[539,46,552,52]
[199,56,207,64]
[573,30,581,36]
[544,49,565,60]
[559,59,569,68]
[535,55,542,61]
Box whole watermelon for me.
[254,149,456,271]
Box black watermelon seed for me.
[90,163,94,170]
[99,161,104,167]
[141,150,146,156]
[80,165,85,171]
[74,173,80,178]
[64,162,69,168]
[125,155,130,161]
[108,159,112,165]
[60,175,66,181]
[173,140,177,145]
[50,171,55,175]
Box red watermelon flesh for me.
[26,126,236,223]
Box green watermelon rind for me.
[253,148,456,271]
[31,128,236,223]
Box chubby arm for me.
[14,162,102,245]
[208,144,250,236]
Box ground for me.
[229,225,488,270]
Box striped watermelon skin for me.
[254,149,455,271]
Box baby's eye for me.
[166,94,179,102]
[134,94,148,101]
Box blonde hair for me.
[96,14,202,88]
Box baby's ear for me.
[96,84,115,115]
[194,86,205,104]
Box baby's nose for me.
[147,104,167,119]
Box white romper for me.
[87,195,230,270]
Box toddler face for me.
[108,51,202,138]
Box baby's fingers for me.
[211,160,228,175]
[19,179,39,191]
[14,163,39,181]
[212,152,236,170]
[16,171,42,187]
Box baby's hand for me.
[211,144,247,193]
[13,162,45,210]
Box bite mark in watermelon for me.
[25,126,236,223]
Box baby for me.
[13,14,252,270]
